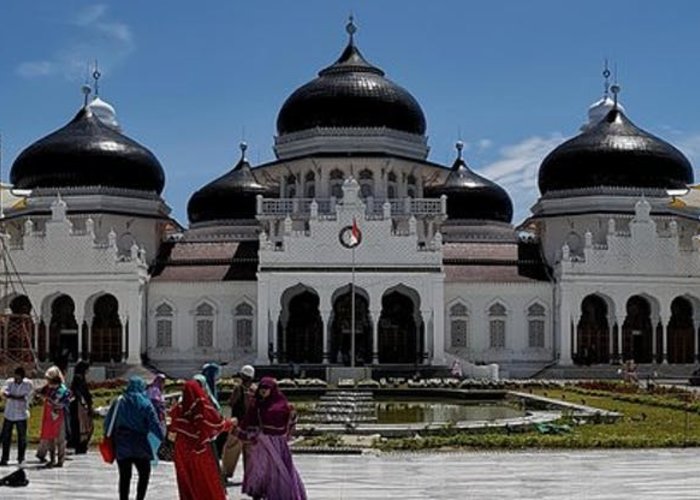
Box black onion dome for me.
[187,144,272,224]
[11,107,165,193]
[427,144,513,223]
[276,27,426,136]
[539,108,694,194]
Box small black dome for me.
[426,145,513,223]
[187,145,273,224]
[276,30,426,136]
[10,107,165,194]
[539,108,694,194]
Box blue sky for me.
[1,1,699,224]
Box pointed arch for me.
[233,298,255,353]
[193,298,218,349]
[330,284,371,365]
[448,299,469,350]
[279,284,322,363]
[576,294,611,364]
[487,300,508,349]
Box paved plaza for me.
[1,448,700,499]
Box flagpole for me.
[350,244,356,368]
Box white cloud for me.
[477,138,492,150]
[478,134,566,223]
[16,61,54,78]
[16,5,134,80]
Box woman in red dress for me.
[169,379,232,500]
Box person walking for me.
[0,366,33,466]
[146,374,167,428]
[104,376,163,500]
[222,364,256,481]
[68,360,94,454]
[169,379,232,500]
[36,366,70,467]
[238,376,306,500]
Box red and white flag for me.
[350,217,361,246]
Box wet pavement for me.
[1,448,699,499]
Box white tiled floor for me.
[1,449,700,499]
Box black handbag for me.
[157,436,175,462]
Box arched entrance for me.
[668,297,694,364]
[280,290,322,363]
[378,289,422,364]
[576,295,610,365]
[330,288,371,365]
[49,295,79,363]
[91,294,122,363]
[622,295,653,363]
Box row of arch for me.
[0,293,123,364]
[282,169,419,200]
[575,294,699,364]
[276,283,425,365]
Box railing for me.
[257,196,446,218]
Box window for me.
[155,303,173,348]
[285,174,296,198]
[234,302,254,350]
[359,169,374,198]
[489,303,507,349]
[305,171,315,198]
[195,302,214,348]
[449,303,468,348]
[528,303,546,348]
[330,169,344,199]
[407,175,417,198]
[387,171,398,199]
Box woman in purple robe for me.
[237,377,306,500]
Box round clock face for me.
[339,225,362,248]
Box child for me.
[36,366,70,467]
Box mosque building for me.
[2,19,699,378]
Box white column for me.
[572,312,581,360]
[320,308,331,364]
[255,278,270,365]
[421,309,432,365]
[431,276,446,365]
[32,320,38,351]
[371,309,381,364]
[558,288,573,365]
[120,314,129,362]
[616,315,626,362]
[77,315,84,357]
[660,317,668,364]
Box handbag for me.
[157,435,175,462]
[99,397,122,464]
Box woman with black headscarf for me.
[68,360,93,454]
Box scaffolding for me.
[0,135,38,378]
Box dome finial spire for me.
[602,59,611,98]
[239,141,248,161]
[346,14,357,44]
[610,62,621,109]
[92,60,102,97]
[455,140,464,159]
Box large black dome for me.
[187,144,273,224]
[11,107,165,194]
[276,25,426,136]
[539,108,694,194]
[426,144,513,223]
